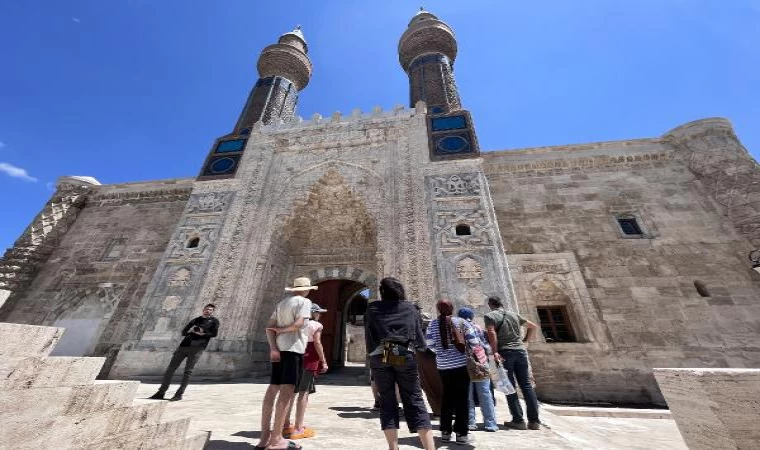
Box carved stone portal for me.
[284,168,376,252]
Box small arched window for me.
[455,224,471,236]
[694,280,710,297]
[187,237,200,249]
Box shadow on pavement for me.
[206,440,258,450]
[231,430,262,439]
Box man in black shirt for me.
[148,303,219,401]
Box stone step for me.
[80,417,191,450]
[6,398,167,449]
[0,322,63,358]
[182,431,211,450]
[0,356,105,390]
[0,380,139,419]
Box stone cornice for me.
[483,151,673,175]
[87,187,193,207]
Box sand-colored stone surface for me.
[137,375,688,450]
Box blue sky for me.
[1,0,759,251]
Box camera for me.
[192,326,202,333]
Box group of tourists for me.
[366,278,541,450]
[149,275,541,450]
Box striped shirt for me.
[426,316,480,370]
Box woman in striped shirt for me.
[425,300,479,445]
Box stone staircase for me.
[0,322,209,449]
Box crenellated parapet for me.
[256,103,422,134]
[0,176,100,291]
[664,118,760,246]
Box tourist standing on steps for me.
[484,295,542,430]
[426,300,479,445]
[254,277,315,450]
[283,303,329,440]
[458,307,499,432]
[148,303,219,401]
[365,277,436,450]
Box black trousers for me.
[439,366,470,435]
[370,355,432,432]
[159,346,204,395]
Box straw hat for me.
[285,277,319,292]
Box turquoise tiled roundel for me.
[210,157,236,174]
[437,135,469,153]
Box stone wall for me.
[483,119,760,405]
[0,179,193,377]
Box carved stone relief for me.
[186,192,232,213]
[435,210,492,247]
[431,173,481,197]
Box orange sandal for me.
[282,426,295,437]
[289,427,315,439]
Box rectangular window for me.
[536,306,576,343]
[617,217,642,235]
[215,139,247,153]
[431,115,467,131]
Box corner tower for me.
[399,9,479,160]
[198,27,313,180]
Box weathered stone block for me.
[0,356,104,390]
[654,368,760,450]
[0,322,63,358]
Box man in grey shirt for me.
[484,296,541,430]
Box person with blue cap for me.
[458,307,498,432]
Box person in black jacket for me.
[148,303,219,401]
[365,277,435,450]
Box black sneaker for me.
[528,421,541,430]
[503,420,527,430]
[147,392,165,400]
[170,394,183,402]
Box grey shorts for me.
[297,369,316,394]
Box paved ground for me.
[135,371,687,450]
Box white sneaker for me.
[456,434,474,444]
[441,432,452,442]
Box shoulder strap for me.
[495,309,508,332]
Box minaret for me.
[399,9,479,160]
[234,26,313,131]
[199,27,312,179]
[399,8,461,115]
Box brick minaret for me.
[233,26,313,132]
[398,8,461,115]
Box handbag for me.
[460,322,491,381]
[381,340,410,366]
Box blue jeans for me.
[499,349,539,423]
[468,379,498,430]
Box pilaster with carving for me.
[426,172,517,317]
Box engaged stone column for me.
[653,368,760,450]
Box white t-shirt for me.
[306,320,323,343]
[270,295,312,353]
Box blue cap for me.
[457,307,474,321]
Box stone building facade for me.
[1,10,759,405]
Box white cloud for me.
[72,17,81,23]
[0,162,38,182]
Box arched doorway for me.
[307,279,369,368]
